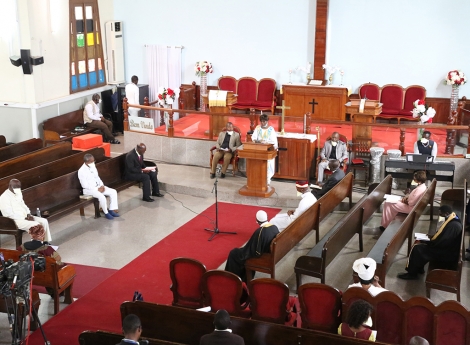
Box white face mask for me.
[411,180,418,186]
[98,99,102,104]
[13,188,22,196]
[227,131,233,135]
[438,216,447,223]
[261,122,268,129]
[331,141,337,146]
[421,138,429,144]
[363,316,373,328]
[296,191,302,197]
[87,162,96,169]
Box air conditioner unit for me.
[105,21,125,84]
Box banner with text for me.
[129,117,154,133]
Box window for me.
[69,0,106,93]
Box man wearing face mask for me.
[269,181,317,231]
[414,131,437,162]
[317,132,348,186]
[210,122,242,179]
[83,93,120,144]
[78,153,119,220]
[251,114,278,185]
[0,179,52,242]
[397,204,462,280]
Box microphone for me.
[216,166,221,174]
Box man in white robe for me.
[270,181,317,231]
[251,114,278,185]
[125,75,140,117]
[0,179,52,242]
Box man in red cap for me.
[269,180,317,231]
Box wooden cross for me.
[276,100,291,135]
[309,99,319,113]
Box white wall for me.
[327,0,469,97]
[114,0,314,89]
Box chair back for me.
[169,257,206,309]
[298,283,342,333]
[202,270,246,316]
[358,83,380,100]
[218,76,237,92]
[257,78,276,102]
[403,85,426,112]
[249,278,288,324]
[380,84,404,112]
[236,77,257,103]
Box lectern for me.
[202,91,238,136]
[238,142,277,197]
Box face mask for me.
[331,141,337,146]
[363,316,373,328]
[438,216,445,223]
[411,180,418,186]
[13,188,22,196]
[98,99,102,104]
[227,131,233,135]
[296,191,302,197]
[421,138,429,144]
[87,162,96,169]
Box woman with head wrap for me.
[18,224,63,266]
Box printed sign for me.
[129,117,154,133]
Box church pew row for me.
[0,138,43,163]
[0,142,76,180]
[369,179,436,287]
[0,135,6,148]
[245,173,354,281]
[79,331,184,345]
[426,186,466,302]
[342,287,470,345]
[295,175,392,287]
[43,109,96,146]
[120,301,390,345]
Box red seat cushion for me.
[380,85,403,112]
[232,102,253,107]
[359,84,380,100]
[381,108,400,115]
[403,86,426,112]
[252,101,272,107]
[218,77,237,92]
[237,78,257,103]
[397,110,414,116]
[257,79,276,102]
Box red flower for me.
[158,94,163,99]
[428,118,433,123]
[167,88,174,96]
[418,99,425,105]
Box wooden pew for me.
[0,248,76,315]
[0,142,76,180]
[120,301,390,345]
[0,135,6,148]
[0,138,43,163]
[295,175,392,287]
[245,173,353,281]
[342,287,470,345]
[43,109,96,146]
[368,179,436,286]
[79,331,184,345]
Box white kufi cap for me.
[256,210,268,222]
[352,257,376,281]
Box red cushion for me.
[380,85,403,111]
[375,301,403,344]
[252,101,272,107]
[381,108,400,115]
[435,310,467,345]
[237,78,257,103]
[232,102,253,107]
[359,84,380,100]
[257,79,276,102]
[351,158,364,164]
[397,110,414,116]
[403,86,426,111]
[405,306,433,344]
[300,288,340,329]
[218,77,237,92]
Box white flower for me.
[420,114,429,123]
[413,99,420,107]
[167,98,173,105]
[416,104,426,113]
[426,107,436,118]
[412,108,420,118]
[158,87,165,94]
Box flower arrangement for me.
[157,87,175,106]
[411,99,436,123]
[195,61,213,77]
[444,70,466,87]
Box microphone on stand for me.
[216,166,221,176]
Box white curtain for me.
[145,45,182,127]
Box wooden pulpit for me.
[238,142,277,197]
[202,92,238,136]
[345,100,382,142]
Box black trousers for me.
[126,171,159,198]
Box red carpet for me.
[155,114,449,155]
[28,202,280,344]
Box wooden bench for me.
[368,179,436,286]
[245,173,353,281]
[121,301,390,345]
[0,248,76,315]
[0,135,6,148]
[79,331,184,345]
[0,138,43,163]
[295,175,392,287]
[426,186,466,301]
[43,109,96,146]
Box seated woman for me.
[338,299,376,341]
[380,170,427,231]
[18,224,63,266]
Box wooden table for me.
[345,101,382,142]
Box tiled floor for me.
[0,134,468,343]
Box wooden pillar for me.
[399,128,405,155]
[249,108,257,132]
[123,97,129,131]
[168,111,174,137]
[445,106,459,154]
[313,0,328,80]
[144,97,149,118]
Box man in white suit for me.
[210,122,242,179]
[125,75,140,117]
[78,153,119,220]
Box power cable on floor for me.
[163,190,215,224]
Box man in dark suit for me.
[118,314,142,344]
[200,309,245,345]
[125,143,163,202]
[312,159,345,199]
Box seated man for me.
[0,179,52,242]
[119,314,143,345]
[83,93,120,144]
[124,143,163,202]
[312,160,345,199]
[414,131,437,162]
[210,122,242,179]
[200,309,245,345]
[397,205,462,280]
[225,210,279,282]
[78,153,119,220]
[380,170,427,231]
[317,132,348,185]
[270,181,317,231]
[348,257,387,296]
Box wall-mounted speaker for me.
[20,49,32,74]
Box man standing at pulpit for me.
[317,132,348,185]
[251,114,278,185]
[210,122,242,179]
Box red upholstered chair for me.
[169,257,206,309]
[248,278,293,325]
[373,291,406,344]
[434,301,470,345]
[231,77,257,112]
[253,78,276,114]
[403,296,435,345]
[317,134,349,182]
[379,84,404,117]
[298,283,342,333]
[209,125,241,176]
[218,76,237,92]
[399,85,426,119]
[201,270,251,318]
[358,83,380,100]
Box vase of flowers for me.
[195,61,213,111]
[412,99,436,140]
[157,87,175,132]
[444,70,466,116]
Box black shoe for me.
[142,197,154,202]
[397,272,418,280]
[109,139,120,144]
[379,226,386,231]
[152,193,164,197]
[220,173,226,178]
[210,173,215,179]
